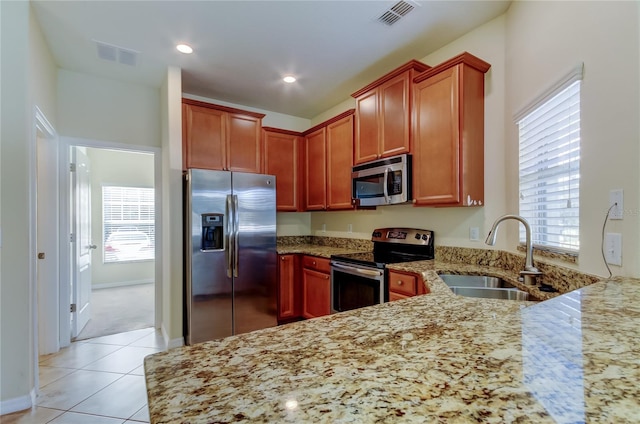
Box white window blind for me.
[103,186,155,263]
[518,79,581,251]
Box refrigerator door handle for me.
[233,194,239,277]
[225,194,233,278]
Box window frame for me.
[514,64,583,254]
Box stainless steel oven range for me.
[330,228,434,314]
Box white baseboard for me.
[92,279,154,290]
[0,388,36,415]
[161,323,184,350]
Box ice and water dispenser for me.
[201,213,224,251]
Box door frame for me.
[57,136,163,347]
[32,106,58,396]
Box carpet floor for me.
[75,283,155,341]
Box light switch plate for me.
[469,227,480,241]
[605,232,622,266]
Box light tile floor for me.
[2,327,164,424]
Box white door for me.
[71,147,94,338]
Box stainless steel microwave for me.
[351,154,412,207]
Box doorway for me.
[73,147,157,341]
[52,138,162,349]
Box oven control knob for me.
[422,234,429,241]
[414,233,421,240]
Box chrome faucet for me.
[485,214,543,286]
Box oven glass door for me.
[331,263,386,313]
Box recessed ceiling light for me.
[176,44,193,54]
[283,75,296,83]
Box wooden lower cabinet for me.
[388,270,426,301]
[277,254,301,322]
[301,256,331,319]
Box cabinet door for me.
[413,66,461,206]
[278,254,300,320]
[326,115,354,210]
[354,90,380,164]
[302,268,331,319]
[304,127,327,210]
[184,104,226,171]
[227,113,262,173]
[380,73,411,158]
[264,130,302,211]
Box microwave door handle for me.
[383,167,390,204]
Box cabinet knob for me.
[412,199,417,204]
[397,280,404,285]
[325,275,329,280]
[312,261,316,265]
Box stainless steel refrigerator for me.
[184,168,277,345]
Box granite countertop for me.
[145,246,640,423]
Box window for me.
[516,66,582,252]
[103,186,155,263]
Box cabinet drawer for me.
[302,256,331,273]
[388,271,418,296]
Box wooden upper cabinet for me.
[183,103,226,171]
[412,52,490,207]
[353,90,379,164]
[263,128,303,212]
[226,113,262,173]
[182,98,265,172]
[352,60,431,165]
[304,127,327,210]
[326,114,354,210]
[303,109,355,211]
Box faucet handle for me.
[519,269,543,286]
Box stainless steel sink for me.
[448,286,530,301]
[439,274,516,289]
[439,274,530,300]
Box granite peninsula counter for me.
[145,265,640,423]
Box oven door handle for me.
[332,262,383,277]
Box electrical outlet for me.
[605,232,622,266]
[348,224,353,233]
[321,223,326,232]
[609,189,623,220]
[469,227,480,241]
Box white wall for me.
[1,1,58,411]
[161,66,184,346]
[505,1,640,277]
[57,70,161,147]
[87,148,155,287]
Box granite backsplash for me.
[277,236,603,293]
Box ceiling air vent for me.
[377,0,418,26]
[95,40,138,66]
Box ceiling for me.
[31,0,511,119]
